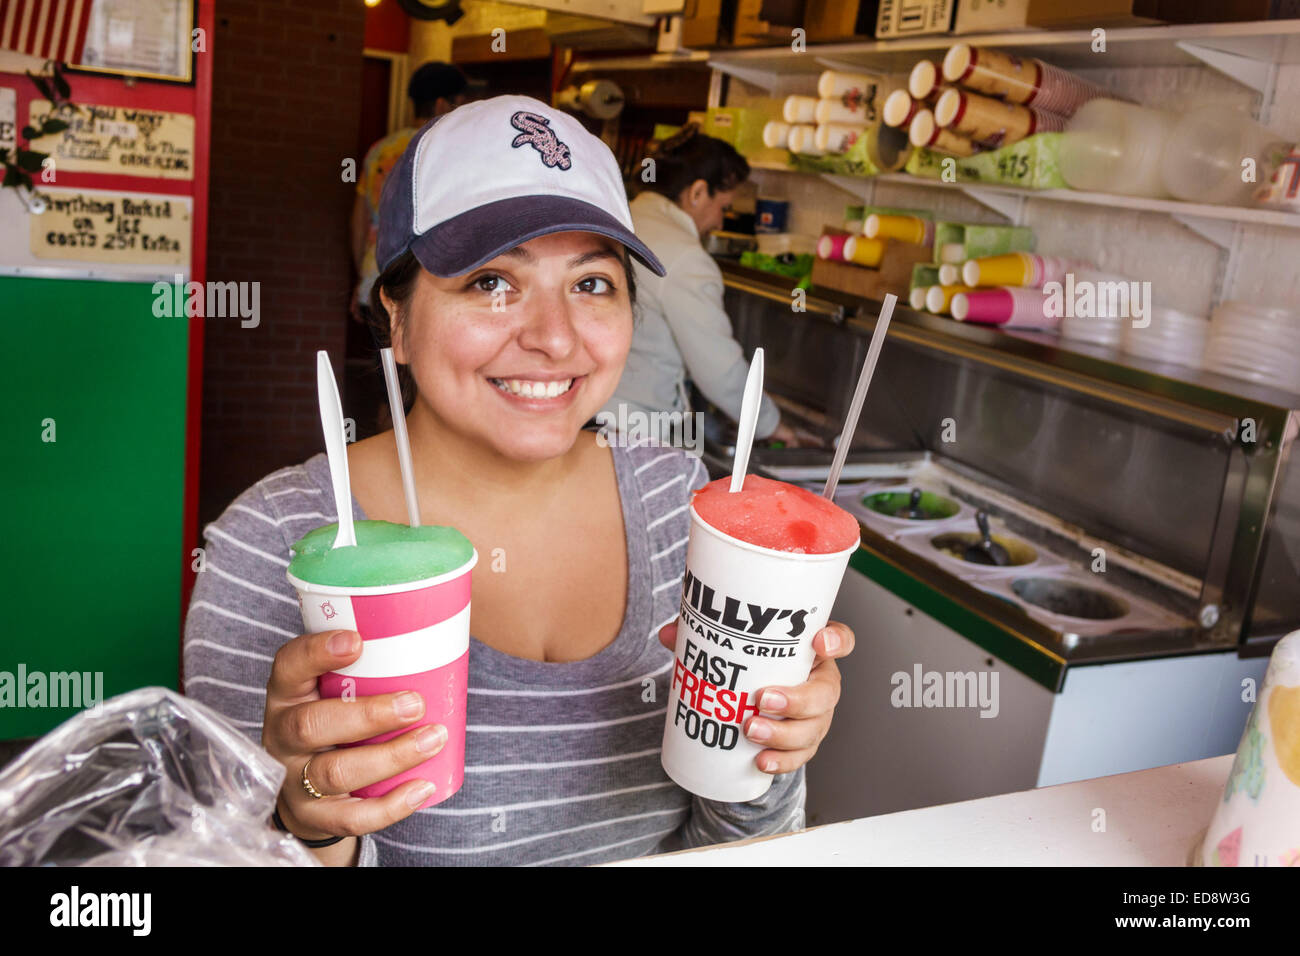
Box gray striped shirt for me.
[182,440,805,866]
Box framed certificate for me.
[74,0,195,84]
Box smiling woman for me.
[182,95,855,867]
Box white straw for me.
[729,348,765,493]
[380,347,421,527]
[824,294,897,500]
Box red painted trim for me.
[179,0,215,689]
[364,0,410,52]
[551,46,569,95]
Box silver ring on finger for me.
[301,756,327,800]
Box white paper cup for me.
[661,506,859,802]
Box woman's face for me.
[391,231,633,462]
[682,180,737,237]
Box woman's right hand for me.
[262,629,447,849]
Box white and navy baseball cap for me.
[377,94,665,278]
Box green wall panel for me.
[0,276,187,738]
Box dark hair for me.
[367,246,640,407]
[642,124,749,202]
[408,62,468,118]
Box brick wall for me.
[200,0,365,524]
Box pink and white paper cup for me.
[287,550,477,809]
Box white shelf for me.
[706,19,1300,79]
[568,51,710,73]
[746,161,1300,234]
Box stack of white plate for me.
[1058,269,1131,348]
[1202,302,1300,390]
[1061,316,1125,346]
[1121,306,1208,367]
[1060,310,1126,347]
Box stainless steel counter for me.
[710,260,1300,687]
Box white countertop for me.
[613,754,1232,866]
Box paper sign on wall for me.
[30,190,190,265]
[0,87,15,156]
[27,100,195,180]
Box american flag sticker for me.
[0,0,93,63]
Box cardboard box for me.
[876,0,954,38]
[804,0,879,41]
[656,14,685,52]
[954,0,1030,33]
[705,105,785,159]
[1131,0,1298,21]
[734,0,805,46]
[1027,0,1161,27]
[811,229,933,300]
[681,0,723,47]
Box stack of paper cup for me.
[951,287,1059,328]
[783,95,818,124]
[882,89,923,128]
[762,120,792,149]
[843,235,885,267]
[1202,301,1300,390]
[787,124,824,156]
[815,122,866,154]
[909,60,942,102]
[1121,306,1208,367]
[925,284,976,315]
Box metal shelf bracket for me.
[959,186,1025,223]
[821,173,876,201]
[1172,215,1245,306]
[1171,213,1238,249]
[815,55,870,75]
[1175,39,1276,94]
[709,59,780,92]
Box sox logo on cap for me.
[376,94,665,278]
[510,111,572,170]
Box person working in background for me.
[601,124,799,446]
[350,62,469,322]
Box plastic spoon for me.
[380,347,420,527]
[824,294,897,500]
[316,350,357,549]
[729,347,765,493]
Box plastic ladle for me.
[729,347,765,493]
[896,487,925,519]
[316,350,357,549]
[964,510,1009,566]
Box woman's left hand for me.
[657,620,854,776]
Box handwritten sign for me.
[0,87,15,157]
[28,100,194,180]
[30,190,190,266]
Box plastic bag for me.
[0,686,318,866]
